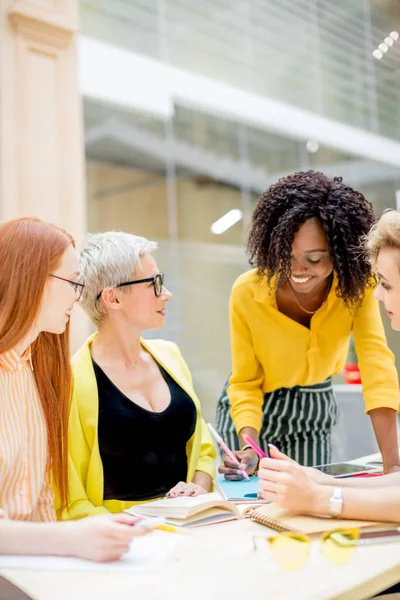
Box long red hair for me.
[0,217,74,510]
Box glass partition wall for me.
[84,98,400,422]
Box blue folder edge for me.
[214,473,261,500]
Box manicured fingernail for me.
[190,491,196,495]
[165,492,170,497]
[179,491,185,495]
[268,443,278,449]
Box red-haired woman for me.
[0,218,149,561]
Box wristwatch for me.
[328,486,343,518]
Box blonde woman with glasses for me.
[60,231,215,520]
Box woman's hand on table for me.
[166,481,208,498]
[65,513,151,563]
[218,448,259,480]
[385,464,400,474]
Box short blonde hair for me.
[366,209,400,268]
[79,231,157,327]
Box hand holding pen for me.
[242,435,269,459]
[207,423,256,481]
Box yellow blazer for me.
[58,334,216,520]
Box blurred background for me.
[1,0,400,457]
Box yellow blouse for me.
[228,270,399,435]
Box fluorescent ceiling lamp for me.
[211,209,243,235]
[306,140,319,153]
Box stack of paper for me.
[0,531,179,572]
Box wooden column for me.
[0,0,89,349]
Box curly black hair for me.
[248,170,376,307]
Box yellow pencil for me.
[154,523,185,534]
[129,514,186,534]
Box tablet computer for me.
[315,462,378,478]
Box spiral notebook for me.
[251,503,390,535]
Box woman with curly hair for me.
[216,170,399,477]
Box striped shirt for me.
[0,347,55,521]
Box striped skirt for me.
[215,377,339,466]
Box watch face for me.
[329,487,343,517]
[329,497,343,517]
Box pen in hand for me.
[207,423,250,481]
[242,435,269,459]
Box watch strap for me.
[328,486,343,518]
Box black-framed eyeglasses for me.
[49,274,85,301]
[96,273,164,301]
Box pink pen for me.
[242,435,269,459]
[207,423,250,480]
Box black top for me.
[94,360,197,501]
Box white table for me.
[2,452,400,600]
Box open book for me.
[251,503,395,535]
[125,492,256,527]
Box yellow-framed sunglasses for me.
[253,528,360,571]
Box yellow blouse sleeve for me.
[57,394,109,520]
[228,284,265,435]
[352,286,399,413]
[191,417,216,479]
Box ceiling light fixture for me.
[373,31,399,59]
[306,140,319,153]
[211,209,243,234]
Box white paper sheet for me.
[0,531,179,572]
